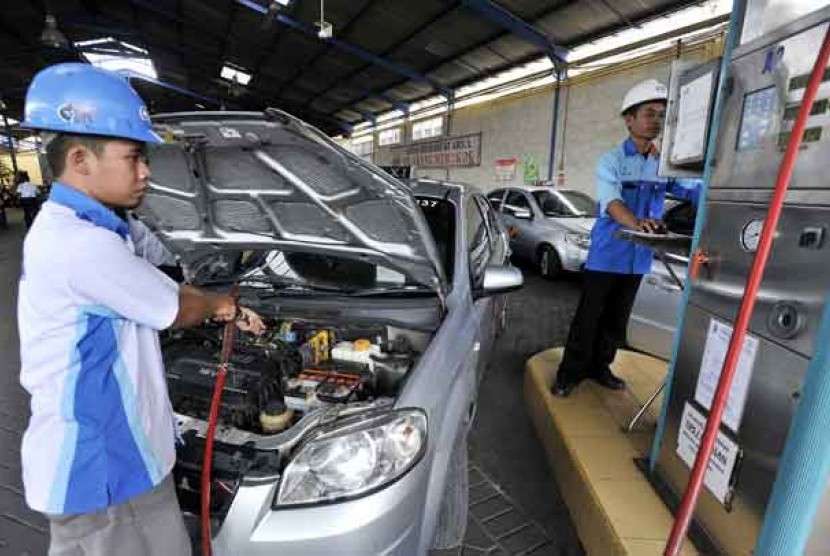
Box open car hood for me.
[137,110,446,295]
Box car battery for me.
[283,362,373,413]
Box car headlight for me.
[274,408,427,507]
[565,232,591,249]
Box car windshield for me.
[532,190,597,217]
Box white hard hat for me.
[621,79,668,114]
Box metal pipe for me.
[548,70,562,182]
[445,93,454,181]
[756,288,830,553]
[3,114,18,176]
[663,23,830,556]
[626,379,665,433]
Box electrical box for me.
[658,58,721,178]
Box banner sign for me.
[391,133,482,167]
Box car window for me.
[415,196,456,282]
[475,195,506,262]
[532,190,597,217]
[466,197,491,288]
[663,200,696,236]
[503,190,530,217]
[486,189,506,211]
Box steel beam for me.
[357,87,410,116]
[357,109,377,127]
[235,0,453,99]
[460,0,567,69]
[548,69,563,181]
[119,70,224,106]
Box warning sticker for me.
[676,402,741,506]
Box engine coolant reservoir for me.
[332,339,381,370]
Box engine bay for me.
[162,319,421,439]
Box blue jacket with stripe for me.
[584,137,701,275]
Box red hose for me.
[664,26,830,556]
[201,314,238,556]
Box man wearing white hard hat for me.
[552,79,701,397]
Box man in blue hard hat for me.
[16,63,265,555]
[552,79,701,397]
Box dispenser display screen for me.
[737,86,777,151]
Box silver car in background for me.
[138,110,521,555]
[486,186,596,279]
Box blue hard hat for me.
[20,63,162,144]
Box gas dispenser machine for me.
[649,2,830,553]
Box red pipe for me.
[664,26,830,556]
[201,315,238,556]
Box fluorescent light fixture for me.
[79,38,157,79]
[221,65,252,85]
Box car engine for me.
[162,320,419,437]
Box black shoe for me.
[551,375,578,397]
[591,371,626,391]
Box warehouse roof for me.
[2,0,706,135]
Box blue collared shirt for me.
[585,138,701,274]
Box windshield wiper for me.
[193,276,342,293]
[346,286,436,297]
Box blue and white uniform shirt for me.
[585,138,701,275]
[18,183,180,515]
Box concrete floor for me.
[0,208,584,555]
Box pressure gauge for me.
[741,219,764,252]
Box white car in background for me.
[486,186,596,279]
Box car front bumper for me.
[213,460,429,556]
[560,243,589,272]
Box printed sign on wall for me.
[495,158,517,181]
[390,133,482,168]
[522,155,540,184]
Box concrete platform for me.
[524,348,698,555]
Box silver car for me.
[486,186,596,279]
[137,110,521,555]
[627,201,695,360]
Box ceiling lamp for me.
[316,0,333,39]
[40,14,70,49]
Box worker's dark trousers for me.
[20,198,39,229]
[556,270,643,385]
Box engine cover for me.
[164,341,284,432]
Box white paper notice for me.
[671,71,713,163]
[676,402,740,505]
[694,318,759,433]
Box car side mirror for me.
[475,265,524,298]
[513,208,532,220]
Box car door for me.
[501,190,535,260]
[627,254,688,360]
[486,189,506,213]
[626,201,695,360]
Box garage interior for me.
[4,1,830,555]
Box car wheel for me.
[538,245,562,280]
